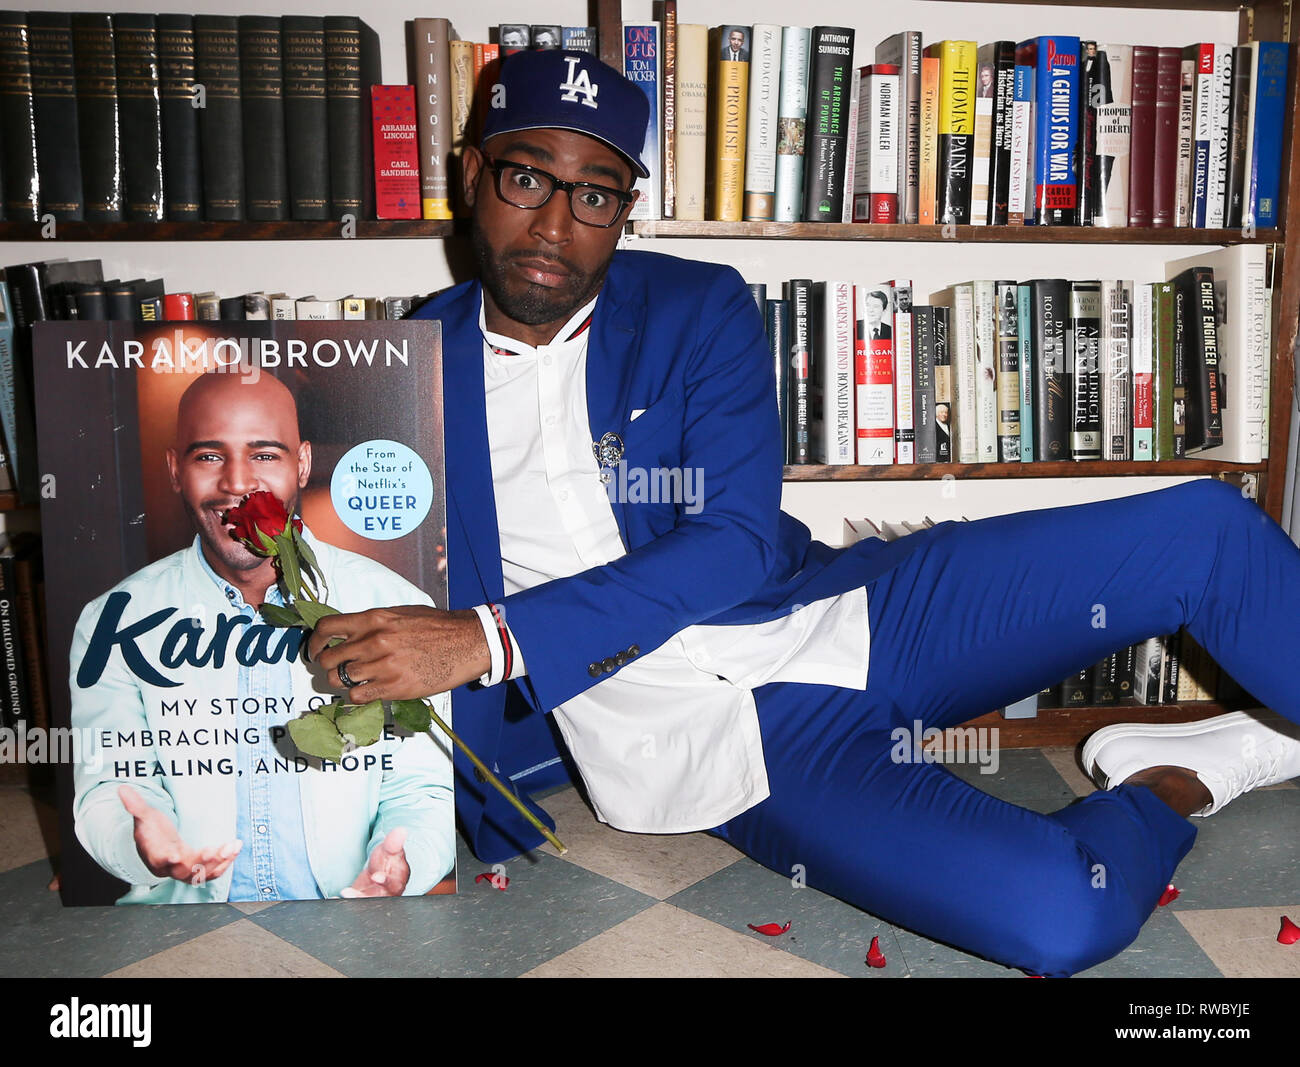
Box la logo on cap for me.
[558,55,599,109]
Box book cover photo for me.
[33,319,456,906]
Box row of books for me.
[0,256,434,505]
[623,10,1288,228]
[758,244,1272,468]
[844,517,1251,713]
[0,12,379,223]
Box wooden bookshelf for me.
[0,492,21,512]
[633,221,1283,244]
[0,220,455,242]
[784,460,1268,481]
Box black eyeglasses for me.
[483,155,637,228]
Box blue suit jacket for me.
[413,250,894,860]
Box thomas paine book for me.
[32,320,456,906]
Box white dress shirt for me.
[473,296,870,833]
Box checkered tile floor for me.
[2,749,1297,978]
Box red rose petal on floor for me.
[1157,884,1180,907]
[1279,916,1300,945]
[747,921,791,936]
[474,872,509,891]
[866,935,887,968]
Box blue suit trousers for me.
[713,480,1300,976]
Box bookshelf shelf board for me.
[0,492,23,512]
[783,460,1268,481]
[0,220,456,242]
[632,221,1281,244]
[965,702,1235,750]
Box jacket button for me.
[588,662,602,677]
[602,657,616,673]
[615,652,628,667]
[628,645,640,657]
[474,766,487,783]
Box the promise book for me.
[32,319,456,906]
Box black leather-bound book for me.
[283,15,330,220]
[239,15,290,221]
[194,15,245,220]
[28,11,84,220]
[0,13,40,220]
[71,13,123,221]
[157,14,201,221]
[113,13,165,220]
[325,17,381,219]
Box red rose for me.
[224,491,302,550]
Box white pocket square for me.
[630,408,646,422]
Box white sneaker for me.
[1081,711,1300,817]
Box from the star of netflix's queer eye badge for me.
[331,440,434,540]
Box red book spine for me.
[1127,45,1158,226]
[371,85,421,220]
[163,292,195,319]
[1151,47,1182,227]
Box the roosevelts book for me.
[33,320,456,906]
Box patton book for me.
[33,319,456,906]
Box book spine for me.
[625,24,662,221]
[876,31,922,224]
[1173,266,1224,450]
[1132,281,1154,461]
[917,56,940,225]
[1032,279,1071,460]
[710,27,749,221]
[0,15,40,221]
[28,12,84,220]
[195,16,245,220]
[1017,283,1034,460]
[675,25,708,221]
[912,306,937,463]
[240,16,290,221]
[1147,47,1181,229]
[659,1,676,218]
[163,292,195,320]
[325,17,379,220]
[12,542,49,735]
[971,279,998,461]
[115,14,166,221]
[1127,45,1157,226]
[282,15,330,221]
[1173,58,1196,227]
[815,280,855,464]
[1101,279,1132,460]
[448,39,474,215]
[0,284,22,494]
[562,28,596,54]
[785,278,814,464]
[0,550,27,730]
[1091,45,1131,227]
[371,86,420,219]
[929,40,975,224]
[893,282,914,463]
[932,306,952,462]
[1205,44,1232,228]
[948,283,978,463]
[856,65,899,222]
[743,25,780,220]
[1247,42,1287,228]
[1008,64,1033,225]
[801,26,854,222]
[1223,44,1252,229]
[773,27,811,223]
[1069,280,1102,460]
[994,281,1020,461]
[1188,45,1214,227]
[157,14,202,221]
[970,45,996,225]
[1025,36,1082,226]
[839,54,860,222]
[1080,42,1098,223]
[1171,283,1187,456]
[988,41,1015,225]
[854,284,895,464]
[412,18,454,221]
[70,13,122,222]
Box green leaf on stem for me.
[293,527,321,584]
[278,537,303,600]
[255,528,279,557]
[335,700,384,749]
[296,600,340,629]
[259,602,304,628]
[391,699,433,734]
[287,712,347,761]
[318,699,344,723]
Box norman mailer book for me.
[33,319,456,905]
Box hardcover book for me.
[709,25,750,221]
[802,26,855,222]
[32,319,456,905]
[624,23,663,221]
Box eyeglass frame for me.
[480,154,639,228]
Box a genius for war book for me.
[32,319,456,905]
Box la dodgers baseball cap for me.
[480,49,651,179]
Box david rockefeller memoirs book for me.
[33,319,456,905]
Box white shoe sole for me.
[1080,711,1269,790]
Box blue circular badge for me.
[330,440,433,540]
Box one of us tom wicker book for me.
[32,318,456,906]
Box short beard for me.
[471,213,610,328]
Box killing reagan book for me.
[32,319,456,906]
